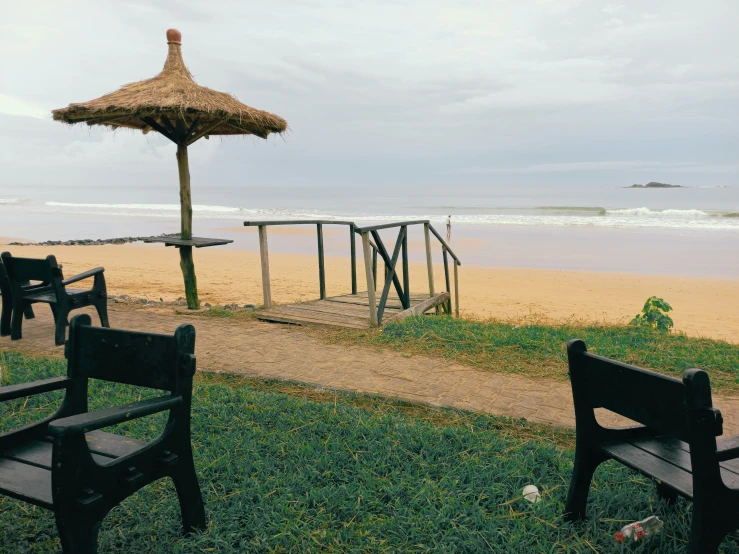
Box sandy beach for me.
[3,240,737,343]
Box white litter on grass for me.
[522,485,542,504]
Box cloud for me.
[0,94,49,119]
[0,113,220,189]
[602,4,625,15]
[458,161,739,174]
[0,0,737,187]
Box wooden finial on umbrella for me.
[167,29,182,44]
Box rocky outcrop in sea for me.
[8,234,171,246]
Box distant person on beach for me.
[446,215,452,240]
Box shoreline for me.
[6,229,739,283]
[2,241,737,343]
[4,215,739,280]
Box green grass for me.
[1,351,737,553]
[197,307,245,319]
[320,316,739,393]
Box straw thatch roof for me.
[52,29,287,144]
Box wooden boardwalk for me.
[244,219,460,328]
[258,291,449,328]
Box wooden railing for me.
[243,219,461,326]
[243,220,355,309]
[354,221,460,325]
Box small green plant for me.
[630,296,674,332]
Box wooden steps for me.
[257,291,446,329]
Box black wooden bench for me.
[564,339,739,553]
[0,258,35,336]
[0,314,206,553]
[1,252,109,345]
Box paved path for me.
[4,304,739,435]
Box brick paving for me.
[4,303,739,435]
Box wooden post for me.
[401,226,410,309]
[443,248,451,314]
[423,223,435,297]
[175,141,199,309]
[317,223,326,300]
[362,233,378,327]
[454,260,460,317]
[350,224,357,295]
[258,225,272,309]
[372,247,378,291]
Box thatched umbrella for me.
[53,29,287,309]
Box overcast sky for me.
[1,0,737,189]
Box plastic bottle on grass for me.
[615,516,664,543]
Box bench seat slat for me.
[2,441,56,468]
[24,288,88,303]
[601,441,694,498]
[604,438,739,498]
[630,437,692,471]
[722,468,739,489]
[1,431,148,469]
[632,436,739,481]
[85,430,149,458]
[720,459,739,477]
[0,458,52,508]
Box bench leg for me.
[689,523,724,554]
[10,301,24,340]
[56,514,101,554]
[689,497,735,554]
[21,281,35,319]
[563,450,604,521]
[23,304,35,319]
[656,481,679,505]
[54,309,69,346]
[0,292,10,336]
[172,457,206,534]
[94,300,110,328]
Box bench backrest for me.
[66,314,196,392]
[0,261,9,297]
[567,339,718,442]
[0,252,62,284]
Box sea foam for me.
[19,201,739,232]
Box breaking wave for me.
[606,207,711,217]
[1,201,736,232]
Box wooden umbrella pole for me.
[176,142,199,309]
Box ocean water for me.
[1,183,737,278]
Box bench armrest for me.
[61,267,105,286]
[0,376,70,402]
[48,395,181,437]
[717,436,739,461]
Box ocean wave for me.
[606,207,711,217]
[39,202,734,219]
[415,214,739,231]
[535,206,607,215]
[45,201,245,213]
[7,201,735,232]
[0,198,23,204]
[307,212,739,231]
